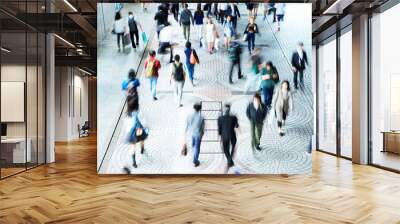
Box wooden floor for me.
[0,135,400,224]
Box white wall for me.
[54,67,89,141]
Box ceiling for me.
[0,0,395,75]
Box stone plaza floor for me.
[98,3,313,174]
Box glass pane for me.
[38,33,46,165]
[318,38,337,154]
[371,4,400,171]
[27,31,38,168]
[1,31,27,177]
[340,30,352,158]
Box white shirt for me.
[218,3,228,11]
[114,18,125,33]
[159,26,173,43]
[276,3,286,15]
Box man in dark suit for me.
[218,104,239,168]
[291,42,309,90]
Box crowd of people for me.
[113,3,308,172]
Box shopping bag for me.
[214,38,220,50]
[122,33,131,46]
[141,31,148,45]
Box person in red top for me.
[144,50,161,100]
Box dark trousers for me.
[129,31,139,48]
[293,69,304,89]
[116,32,124,48]
[250,122,263,148]
[219,10,226,23]
[229,59,242,83]
[159,42,173,63]
[232,16,238,30]
[261,87,274,108]
[277,110,287,128]
[247,33,255,53]
[222,137,236,167]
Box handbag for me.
[242,33,248,41]
[122,33,131,46]
[189,50,198,64]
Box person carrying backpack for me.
[246,93,267,151]
[127,11,143,50]
[260,61,279,109]
[121,69,140,111]
[144,50,161,100]
[169,54,187,107]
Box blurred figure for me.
[194,4,205,45]
[252,3,259,18]
[205,17,218,54]
[246,2,254,17]
[184,41,200,86]
[227,3,240,31]
[218,104,239,168]
[180,3,194,41]
[223,15,235,49]
[171,3,179,22]
[203,3,212,17]
[291,42,309,90]
[185,103,205,167]
[244,48,263,93]
[154,4,169,38]
[244,17,259,55]
[228,41,242,84]
[121,69,140,102]
[275,3,286,32]
[263,3,276,21]
[246,93,267,151]
[125,96,148,170]
[218,3,228,24]
[272,80,293,136]
[169,54,187,107]
[113,12,126,52]
[128,11,143,50]
[144,50,161,100]
[260,61,280,109]
[158,23,175,63]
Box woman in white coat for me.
[272,80,293,136]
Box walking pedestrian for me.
[275,3,286,32]
[127,12,143,50]
[169,54,187,107]
[184,41,200,86]
[171,3,179,22]
[244,17,259,55]
[246,93,267,151]
[125,96,148,170]
[218,104,239,168]
[228,41,242,84]
[185,103,205,167]
[223,15,235,49]
[194,4,205,45]
[244,48,263,93]
[260,61,280,109]
[113,12,126,52]
[227,3,240,31]
[180,3,194,41]
[205,17,218,54]
[291,42,309,90]
[272,80,293,136]
[246,3,254,18]
[122,69,140,94]
[253,3,259,18]
[218,3,228,24]
[144,50,161,100]
[158,24,175,63]
[154,5,169,38]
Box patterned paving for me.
[98,4,313,174]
